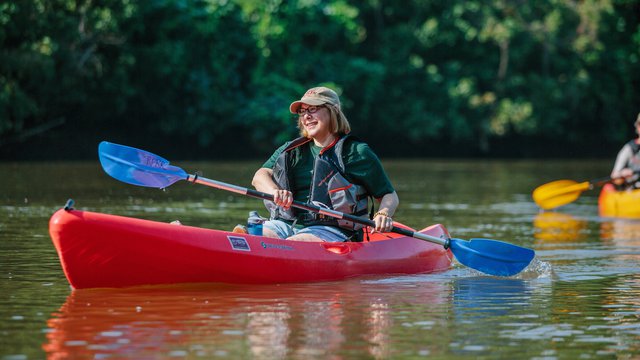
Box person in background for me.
[611,112,640,190]
[251,86,399,242]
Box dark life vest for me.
[619,140,640,189]
[264,135,370,233]
[627,140,640,170]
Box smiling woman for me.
[251,86,400,243]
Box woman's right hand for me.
[272,189,294,209]
[620,168,635,178]
[612,168,633,183]
[612,168,634,185]
[253,168,293,208]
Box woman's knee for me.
[262,228,281,239]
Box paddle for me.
[532,175,621,210]
[98,141,535,277]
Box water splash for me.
[517,257,553,279]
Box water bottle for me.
[247,211,264,236]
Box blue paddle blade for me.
[449,238,535,276]
[98,141,188,188]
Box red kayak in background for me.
[49,208,453,289]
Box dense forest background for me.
[1,0,639,160]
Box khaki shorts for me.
[263,219,348,242]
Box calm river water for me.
[1,159,639,359]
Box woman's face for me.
[298,104,332,140]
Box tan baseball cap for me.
[289,87,341,114]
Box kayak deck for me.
[49,209,453,289]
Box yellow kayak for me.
[598,183,640,219]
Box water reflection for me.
[600,218,640,244]
[453,277,530,318]
[449,277,534,355]
[43,280,449,359]
[591,218,640,355]
[532,211,587,243]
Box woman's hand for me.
[372,211,393,233]
[253,168,293,209]
[612,168,634,185]
[273,189,294,209]
[370,192,399,233]
[620,168,635,178]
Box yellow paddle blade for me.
[532,180,591,210]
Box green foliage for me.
[120,0,257,147]
[1,0,638,159]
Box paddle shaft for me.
[586,176,621,189]
[188,174,449,247]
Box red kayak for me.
[49,209,453,289]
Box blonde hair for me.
[298,105,351,138]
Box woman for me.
[251,86,399,242]
[611,113,640,189]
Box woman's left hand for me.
[370,192,398,233]
[372,211,393,233]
